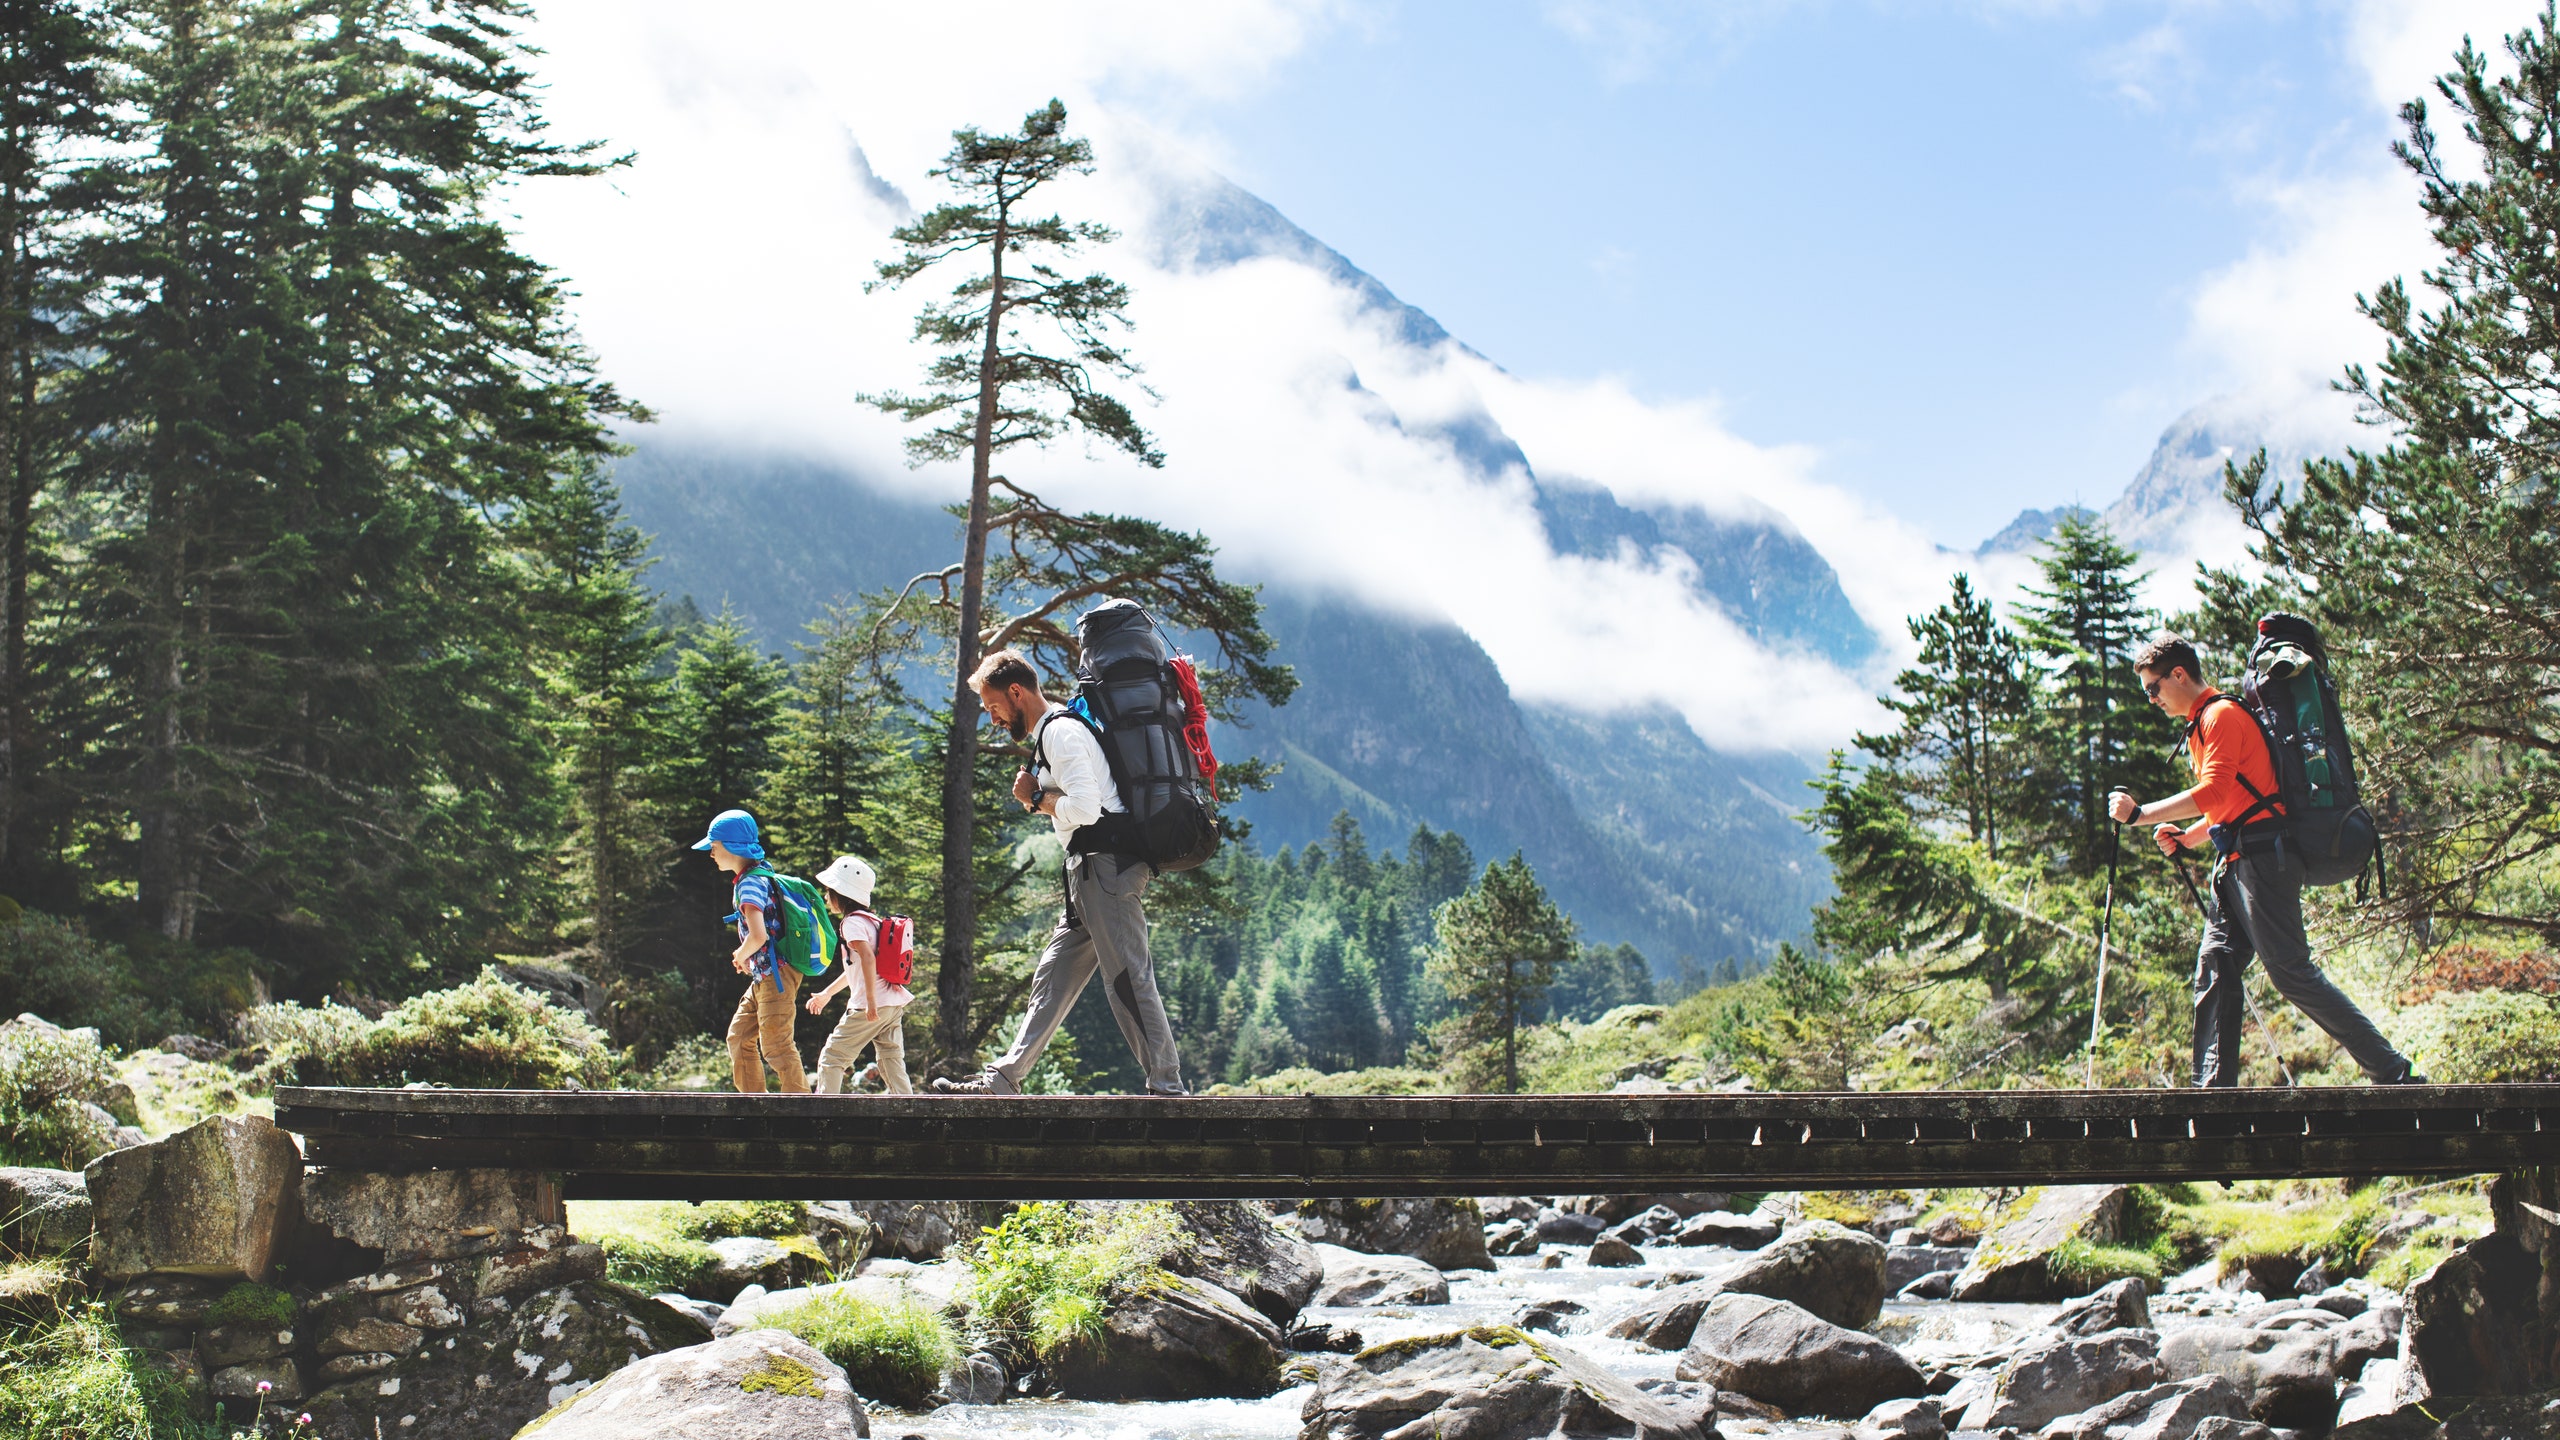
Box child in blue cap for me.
[695,808,809,1093]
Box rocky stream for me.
[9,1105,2560,1439]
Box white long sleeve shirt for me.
[1034,701,1125,838]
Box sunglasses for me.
[2142,677,2164,699]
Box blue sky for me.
[517,0,2530,748]
[1088,1,2452,545]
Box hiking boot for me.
[2381,1066,2430,1085]
[930,1069,1018,1096]
[1139,1085,1191,1098]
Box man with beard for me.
[931,648,1188,1096]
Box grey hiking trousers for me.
[989,851,1186,1095]
[2194,847,2412,1086]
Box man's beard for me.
[1006,706,1034,742]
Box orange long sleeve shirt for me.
[2186,689,2284,827]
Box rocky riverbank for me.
[5,1092,2559,1438]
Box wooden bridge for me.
[275,1084,2560,1200]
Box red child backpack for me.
[855,910,917,988]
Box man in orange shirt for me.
[2105,636,2418,1088]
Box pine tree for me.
[1859,573,2032,861]
[2208,11,2560,943]
[863,100,1162,1071]
[761,601,915,874]
[54,0,626,985]
[1426,853,1574,1093]
[0,0,109,880]
[663,607,787,831]
[523,462,670,969]
[2014,516,2160,875]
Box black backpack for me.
[1034,599,1220,874]
[2210,612,2378,887]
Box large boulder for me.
[1854,1396,1944,1440]
[1952,1330,2164,1432]
[85,1114,301,1282]
[1311,1243,1450,1306]
[1046,1272,1283,1400]
[306,1279,711,1440]
[1674,1211,1780,1250]
[1885,1244,1968,1292]
[838,1199,1011,1261]
[2162,1324,2341,1432]
[1303,1325,1707,1440]
[1164,1199,1323,1327]
[2053,1277,2153,1337]
[1674,1292,1926,1417]
[1561,1193,1730,1223]
[509,1329,868,1439]
[301,1167,561,1264]
[1716,1219,1889,1330]
[698,1235,826,1303]
[0,1166,92,1256]
[1296,1198,1492,1272]
[2036,1375,2250,1440]
[714,1271,949,1338]
[2400,1234,2549,1405]
[1950,1185,2128,1303]
[2334,1392,2560,1439]
[802,1202,878,1271]
[1605,1279,1722,1350]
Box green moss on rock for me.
[738,1352,824,1399]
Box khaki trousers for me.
[814,1004,911,1093]
[727,967,808,1093]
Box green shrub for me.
[2390,989,2560,1084]
[961,1201,1188,1358]
[752,1290,958,1408]
[0,1305,221,1437]
[634,1033,730,1091]
[245,968,617,1090]
[0,914,262,1051]
[695,1201,808,1241]
[0,1022,119,1169]
[595,1233,721,1296]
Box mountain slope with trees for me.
[613,445,1833,974]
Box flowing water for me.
[885,1242,2099,1440]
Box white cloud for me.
[509,0,1982,756]
[2183,0,2543,456]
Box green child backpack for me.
[741,865,842,977]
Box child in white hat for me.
[803,854,912,1093]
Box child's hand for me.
[804,990,828,1015]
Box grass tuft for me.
[2049,1238,2164,1293]
[0,1304,220,1437]
[203,1282,295,1329]
[751,1289,958,1408]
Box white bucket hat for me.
[815,854,876,907]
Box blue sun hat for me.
[692,808,765,860]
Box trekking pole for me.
[2086,820,2121,1089]
[2165,850,2297,1087]
[2244,986,2297,1087]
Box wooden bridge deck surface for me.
[275,1084,2560,1200]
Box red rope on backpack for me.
[1171,654,1219,785]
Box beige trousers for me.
[726,967,808,1093]
[814,1004,911,1093]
